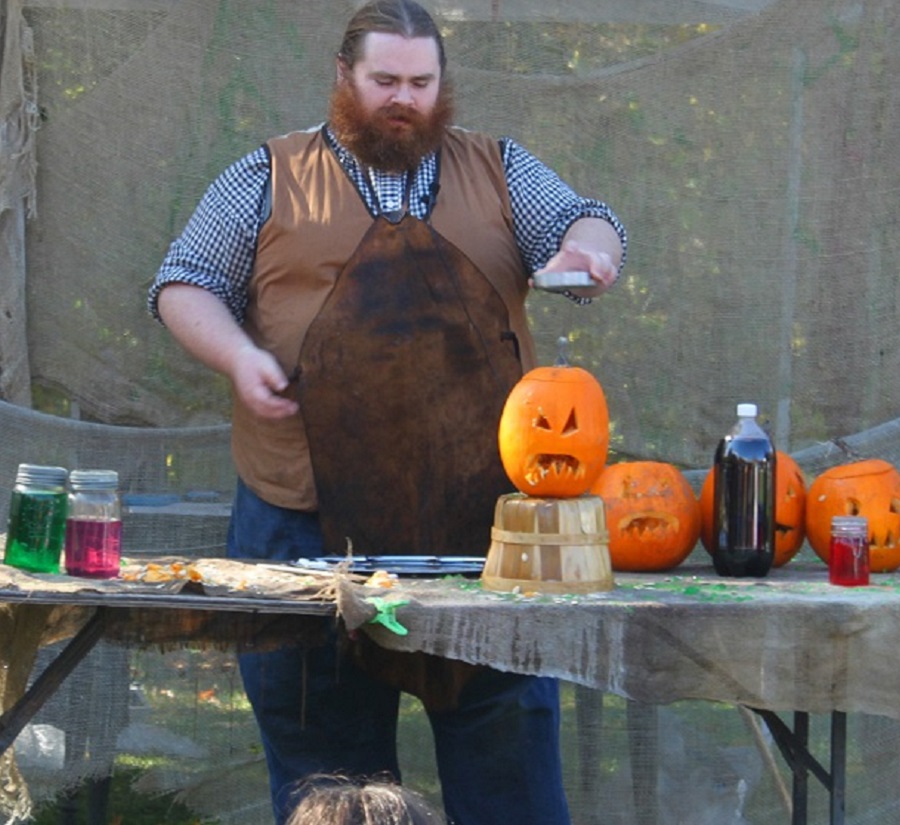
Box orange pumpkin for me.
[698,450,807,567]
[805,458,900,572]
[498,364,609,498]
[590,461,700,571]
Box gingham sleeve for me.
[501,137,627,289]
[148,146,270,325]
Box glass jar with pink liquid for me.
[64,469,121,578]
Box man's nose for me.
[392,84,414,105]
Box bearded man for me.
[149,2,626,823]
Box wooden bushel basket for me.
[482,493,614,594]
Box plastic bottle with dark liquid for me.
[711,403,776,577]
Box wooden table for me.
[4,558,900,824]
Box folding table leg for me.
[830,711,846,825]
[750,707,847,825]
[574,685,605,825]
[627,700,658,825]
[793,712,808,825]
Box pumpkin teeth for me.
[619,513,680,538]
[535,454,581,478]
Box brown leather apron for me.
[296,212,522,558]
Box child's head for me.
[285,774,443,825]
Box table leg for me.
[793,711,808,825]
[627,700,658,825]
[58,786,78,825]
[574,685,604,825]
[830,711,846,825]
[751,708,846,825]
[0,608,108,754]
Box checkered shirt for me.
[149,125,627,323]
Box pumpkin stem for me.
[555,336,571,367]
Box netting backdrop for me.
[2,0,900,822]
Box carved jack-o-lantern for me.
[806,458,900,573]
[498,364,609,498]
[698,450,807,567]
[590,461,700,571]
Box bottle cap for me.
[736,403,758,417]
[69,469,119,490]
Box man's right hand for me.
[231,344,299,419]
[157,283,299,419]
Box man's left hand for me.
[532,216,624,298]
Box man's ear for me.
[336,56,351,84]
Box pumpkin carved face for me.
[805,459,900,573]
[699,450,807,567]
[590,461,700,571]
[498,365,609,498]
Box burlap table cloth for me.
[6,558,900,719]
[0,556,339,821]
[5,557,900,820]
[338,563,900,720]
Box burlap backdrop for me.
[1,0,900,823]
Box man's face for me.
[330,32,452,172]
[347,32,441,123]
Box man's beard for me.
[328,79,454,172]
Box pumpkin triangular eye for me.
[536,414,552,430]
[563,409,578,435]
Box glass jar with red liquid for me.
[64,469,122,578]
[828,515,869,587]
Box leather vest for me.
[233,127,534,511]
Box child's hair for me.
[285,774,443,825]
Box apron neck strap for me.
[364,167,413,225]
[362,150,443,224]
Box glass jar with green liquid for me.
[4,464,69,573]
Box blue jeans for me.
[227,478,571,825]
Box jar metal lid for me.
[69,469,119,490]
[15,463,68,487]
[831,515,868,530]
